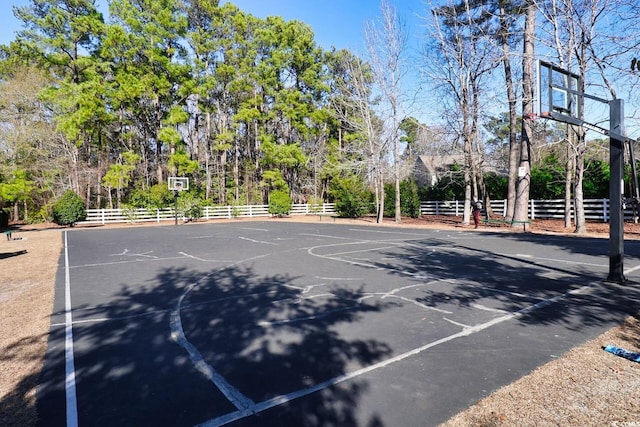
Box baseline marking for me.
[63,231,79,427]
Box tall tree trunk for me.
[154,97,164,184]
[574,44,588,234]
[564,134,573,228]
[499,1,518,222]
[377,175,385,224]
[463,168,472,225]
[234,132,240,203]
[395,138,401,223]
[514,0,536,230]
[219,149,227,204]
[574,128,587,233]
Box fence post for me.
[530,199,535,220]
[436,201,439,215]
[503,199,507,216]
[101,209,105,225]
[603,198,609,222]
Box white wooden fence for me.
[82,203,336,225]
[81,199,628,225]
[420,198,622,222]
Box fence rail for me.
[82,203,336,225]
[81,199,630,225]
[419,198,623,222]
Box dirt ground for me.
[0,215,639,427]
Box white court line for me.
[358,281,455,314]
[300,232,361,240]
[69,256,186,269]
[111,249,158,258]
[239,236,278,245]
[63,231,79,427]
[197,282,595,427]
[624,264,640,275]
[258,305,358,327]
[55,285,293,327]
[483,287,546,301]
[443,317,471,328]
[179,252,232,262]
[170,283,255,412]
[471,303,509,314]
[169,250,294,413]
[514,253,605,268]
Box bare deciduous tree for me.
[365,0,410,223]
[331,50,389,223]
[424,0,499,225]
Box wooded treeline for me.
[0,0,638,230]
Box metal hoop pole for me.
[607,99,626,283]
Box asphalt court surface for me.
[37,221,640,426]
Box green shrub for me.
[177,192,204,221]
[129,183,173,209]
[33,203,54,224]
[307,196,323,214]
[330,175,372,218]
[401,180,421,218]
[52,190,86,226]
[269,190,292,217]
[121,204,138,224]
[384,180,420,218]
[230,203,241,218]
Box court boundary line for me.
[63,231,79,427]
[60,225,637,426]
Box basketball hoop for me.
[168,177,189,192]
[168,177,189,226]
[535,59,632,283]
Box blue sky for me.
[0,0,427,52]
[220,0,426,52]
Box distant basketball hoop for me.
[168,177,189,226]
[168,177,189,192]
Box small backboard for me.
[536,60,582,124]
[168,177,189,192]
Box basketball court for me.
[35,221,640,426]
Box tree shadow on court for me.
[36,264,395,427]
[373,236,640,333]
